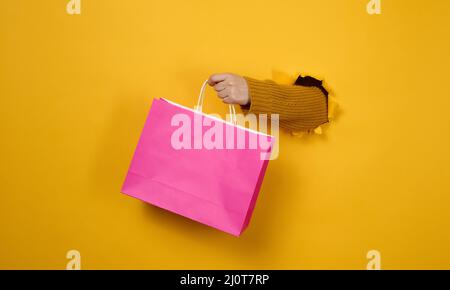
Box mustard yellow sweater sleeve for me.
[241,76,329,132]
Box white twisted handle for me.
[195,80,237,125]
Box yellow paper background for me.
[1,0,450,269]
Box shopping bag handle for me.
[195,80,237,125]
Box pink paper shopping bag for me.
[121,81,274,236]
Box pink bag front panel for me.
[122,98,273,236]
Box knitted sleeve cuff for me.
[241,76,273,115]
[241,75,329,132]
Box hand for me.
[207,73,250,106]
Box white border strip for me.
[160,98,273,138]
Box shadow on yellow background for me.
[1,0,450,269]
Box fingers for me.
[217,87,231,99]
[222,96,234,104]
[218,88,237,104]
[207,73,243,105]
[213,81,227,92]
[208,73,229,86]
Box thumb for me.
[208,73,229,86]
